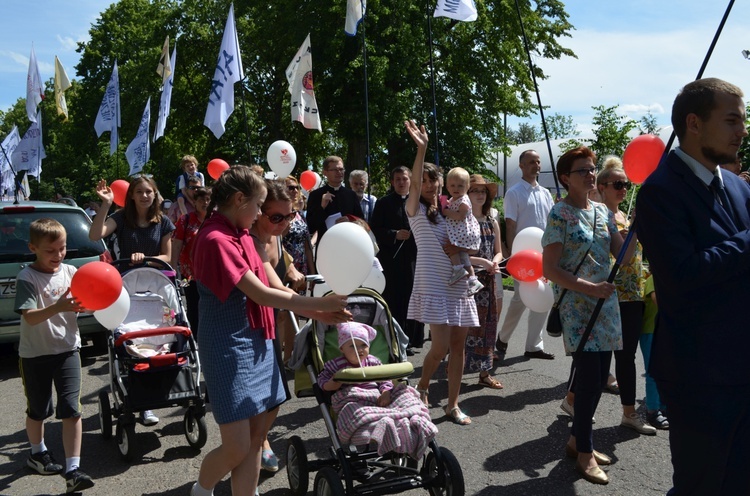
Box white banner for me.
[12,111,46,178]
[204,3,244,139]
[345,0,366,36]
[126,98,151,176]
[94,61,121,155]
[154,44,176,142]
[286,34,322,132]
[0,126,21,175]
[26,46,44,123]
[434,0,477,22]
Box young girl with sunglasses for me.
[189,167,348,496]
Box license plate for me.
[0,278,16,298]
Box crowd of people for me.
[14,77,750,495]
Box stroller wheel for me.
[314,467,344,496]
[98,390,112,439]
[424,446,465,496]
[116,421,136,462]
[286,436,309,496]
[184,408,208,449]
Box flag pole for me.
[513,0,559,196]
[426,0,440,167]
[361,0,372,191]
[239,78,253,164]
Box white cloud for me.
[56,35,79,51]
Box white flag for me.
[345,0,366,36]
[94,61,121,155]
[286,34,322,132]
[126,98,151,176]
[12,111,46,178]
[26,45,45,123]
[0,127,21,175]
[154,44,176,142]
[54,56,72,120]
[156,36,172,84]
[204,4,244,139]
[434,0,477,22]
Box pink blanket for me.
[332,384,438,459]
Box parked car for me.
[0,201,112,347]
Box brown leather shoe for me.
[575,462,609,485]
[565,444,611,465]
[524,350,555,360]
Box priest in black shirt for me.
[307,156,364,244]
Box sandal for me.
[606,380,620,394]
[478,374,503,389]
[416,387,429,406]
[444,406,472,425]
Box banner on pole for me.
[126,98,151,176]
[345,0,366,36]
[12,111,46,178]
[286,34,322,132]
[154,44,177,142]
[94,61,121,155]
[54,56,72,120]
[434,0,477,22]
[156,36,172,85]
[26,46,45,123]
[204,3,244,139]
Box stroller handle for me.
[110,257,177,275]
[114,326,192,348]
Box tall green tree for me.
[562,105,636,163]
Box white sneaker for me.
[467,277,484,296]
[140,410,159,426]
[448,266,469,285]
[621,412,657,435]
[559,398,596,423]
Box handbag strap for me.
[552,206,598,308]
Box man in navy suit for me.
[637,78,750,495]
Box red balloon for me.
[207,158,230,180]
[622,134,666,184]
[110,180,129,208]
[70,262,123,311]
[300,170,317,191]
[506,250,543,282]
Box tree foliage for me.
[562,105,636,163]
[545,112,578,139]
[0,0,575,201]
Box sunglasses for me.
[287,185,300,192]
[567,167,597,177]
[468,188,487,195]
[132,173,154,179]
[263,211,296,224]
[601,180,631,190]
[187,185,201,190]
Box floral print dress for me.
[542,201,623,355]
[282,214,311,277]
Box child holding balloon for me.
[442,167,484,296]
[15,219,95,493]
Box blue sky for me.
[1,1,749,137]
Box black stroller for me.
[97,259,207,461]
[286,287,465,496]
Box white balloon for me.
[360,264,386,294]
[511,227,545,255]
[94,287,131,330]
[312,282,331,297]
[266,140,297,179]
[518,279,555,313]
[317,223,375,295]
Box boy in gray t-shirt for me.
[14,218,95,493]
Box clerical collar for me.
[327,184,342,191]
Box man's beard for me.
[702,145,737,166]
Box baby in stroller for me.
[318,322,437,459]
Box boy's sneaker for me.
[140,410,159,426]
[448,266,469,285]
[467,277,484,296]
[65,469,95,493]
[647,410,670,430]
[27,450,63,475]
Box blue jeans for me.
[639,333,665,412]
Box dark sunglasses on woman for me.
[601,180,631,191]
[287,185,300,192]
[263,211,296,224]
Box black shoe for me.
[65,469,95,493]
[27,450,63,475]
[495,340,508,353]
[524,350,555,360]
[406,347,416,356]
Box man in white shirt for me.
[349,169,377,222]
[498,150,555,360]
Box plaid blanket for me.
[332,383,438,459]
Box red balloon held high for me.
[300,170,317,191]
[207,158,230,180]
[622,134,666,184]
[110,180,129,208]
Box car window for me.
[0,210,105,263]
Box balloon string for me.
[626,186,636,218]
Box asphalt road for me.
[0,290,672,495]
